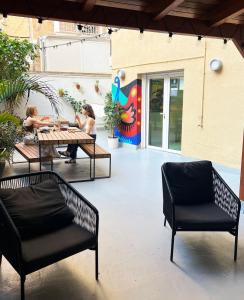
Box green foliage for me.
[0,111,21,127]
[0,112,23,162]
[104,92,122,138]
[0,32,37,80]
[0,76,60,114]
[59,89,86,113]
[0,32,59,114]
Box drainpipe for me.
[199,39,207,128]
[40,37,47,72]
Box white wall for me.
[16,72,112,127]
[43,36,111,73]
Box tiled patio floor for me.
[1,131,243,300]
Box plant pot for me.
[107,137,119,149]
[0,160,6,178]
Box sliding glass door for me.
[147,74,184,152]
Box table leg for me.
[39,143,42,171]
[93,141,95,180]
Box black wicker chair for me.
[161,161,241,262]
[0,171,99,300]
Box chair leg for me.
[95,246,99,280]
[170,230,175,262]
[21,276,26,300]
[164,217,166,227]
[234,231,238,261]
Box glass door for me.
[148,79,164,147]
[147,74,184,152]
[168,77,184,151]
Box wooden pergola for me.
[1,0,244,57]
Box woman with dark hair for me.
[59,104,96,163]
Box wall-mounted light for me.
[209,59,223,72]
[77,24,83,31]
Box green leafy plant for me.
[59,89,86,113]
[104,92,123,138]
[0,32,37,80]
[0,32,59,114]
[0,76,60,114]
[0,112,22,162]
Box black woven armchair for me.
[0,171,99,300]
[161,161,241,262]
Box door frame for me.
[143,71,184,153]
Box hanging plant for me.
[95,80,100,93]
[59,89,86,113]
[75,83,81,90]
[58,88,65,97]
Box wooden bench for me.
[14,142,53,173]
[79,143,111,179]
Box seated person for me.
[23,106,53,132]
[59,104,96,164]
[23,106,60,158]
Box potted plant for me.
[104,92,122,149]
[0,112,22,178]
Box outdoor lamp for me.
[209,59,223,72]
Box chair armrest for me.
[212,168,241,223]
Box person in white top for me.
[23,106,60,157]
[59,104,96,164]
[23,106,53,131]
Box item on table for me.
[39,126,50,133]
[60,125,69,131]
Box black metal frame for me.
[161,164,241,262]
[39,139,96,183]
[88,155,111,180]
[0,171,99,300]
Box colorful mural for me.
[112,78,142,145]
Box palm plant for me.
[0,75,60,114]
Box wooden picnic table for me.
[37,128,95,182]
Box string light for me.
[198,35,202,41]
[108,28,113,35]
[77,24,83,31]
[2,12,7,18]
[38,17,43,24]
[223,38,228,44]
[39,30,114,51]
[168,32,173,43]
[139,27,144,40]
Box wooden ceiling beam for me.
[233,38,244,58]
[153,0,185,21]
[82,0,97,12]
[208,0,244,27]
[1,0,244,58]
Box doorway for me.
[146,73,184,152]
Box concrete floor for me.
[1,131,244,300]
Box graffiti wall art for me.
[112,77,142,145]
